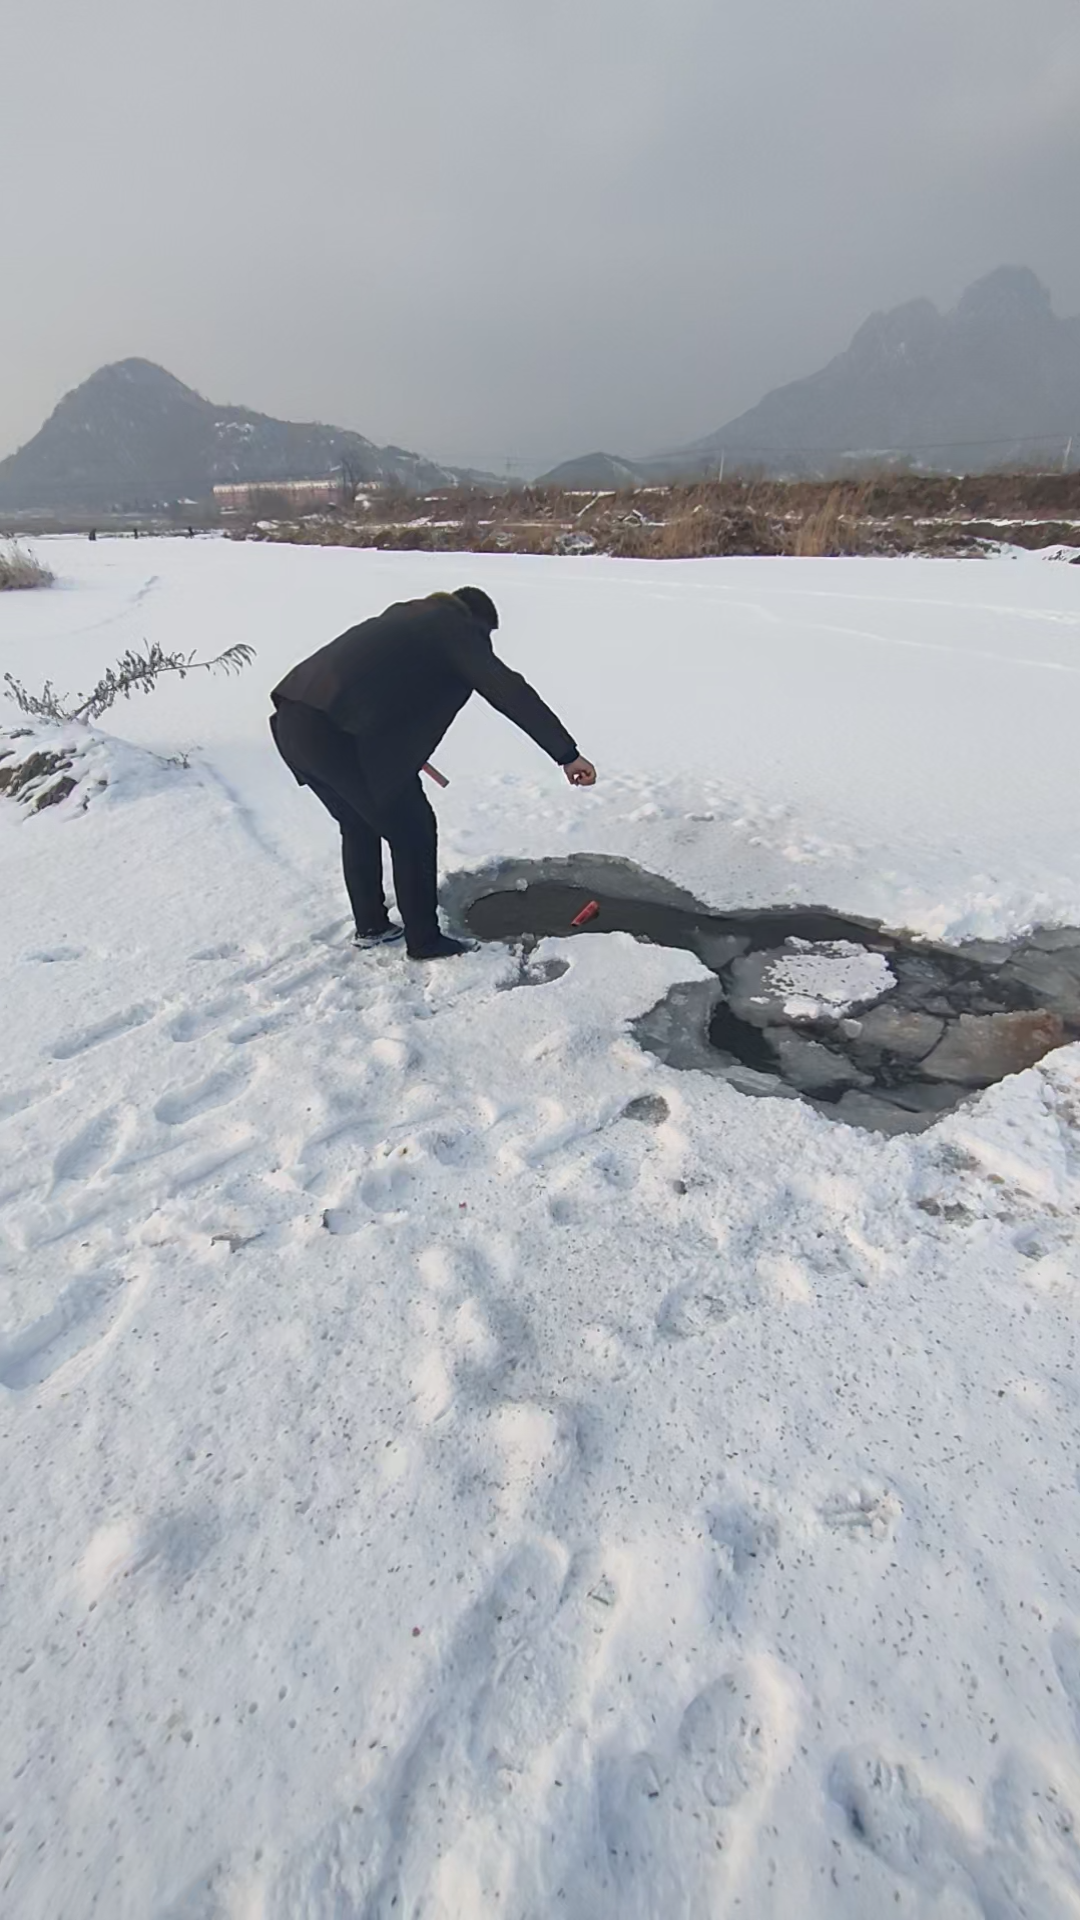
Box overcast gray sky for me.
[5,0,1080,473]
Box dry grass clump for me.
[0,542,54,590]
[783,484,883,555]
[791,486,847,556]
[238,469,1077,560]
[643,487,787,559]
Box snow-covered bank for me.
[2,540,1080,1917]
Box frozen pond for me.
[455,854,1080,1132]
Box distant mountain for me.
[657,268,1080,477]
[535,450,647,490]
[0,359,476,511]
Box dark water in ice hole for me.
[451,858,1080,1135]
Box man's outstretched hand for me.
[563,756,597,787]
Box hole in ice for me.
[449,855,1078,1134]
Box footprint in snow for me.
[267,1541,619,1913]
[225,1008,294,1045]
[79,1506,221,1604]
[308,918,353,947]
[466,1544,619,1776]
[50,1002,155,1061]
[317,1146,418,1229]
[709,1500,781,1625]
[548,1188,580,1226]
[821,1486,901,1542]
[828,1745,1078,1913]
[369,1033,420,1073]
[297,1113,372,1188]
[168,994,247,1043]
[264,963,327,1002]
[22,945,86,964]
[656,1276,743,1338]
[411,1241,536,1413]
[189,941,241,963]
[0,1268,133,1391]
[359,1151,416,1214]
[829,1748,944,1888]
[496,955,571,992]
[155,1062,254,1127]
[599,1661,791,1915]
[588,1145,640,1191]
[413,1122,480,1168]
[166,1137,255,1196]
[320,1205,371,1237]
[0,1085,50,1124]
[711,1501,780,1576]
[481,1399,582,1522]
[51,1107,126,1187]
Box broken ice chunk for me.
[728,940,895,1026]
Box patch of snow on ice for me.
[759,938,896,1020]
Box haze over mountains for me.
[540,267,1080,485]
[3,267,1079,513]
[685,266,1080,474]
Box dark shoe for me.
[352,922,405,949]
[406,933,476,961]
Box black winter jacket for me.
[271,592,578,803]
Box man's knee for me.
[383,780,436,846]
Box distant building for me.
[212,479,338,513]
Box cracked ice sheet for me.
[0,538,1080,1919]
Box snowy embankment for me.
[2,537,1080,1918]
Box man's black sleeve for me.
[445,622,579,764]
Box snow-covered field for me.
[2,536,1080,1918]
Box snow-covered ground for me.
[2,536,1080,1918]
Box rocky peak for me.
[954,265,1053,328]
[680,266,1080,473]
[847,298,940,368]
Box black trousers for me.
[270,701,439,950]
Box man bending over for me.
[270,586,596,960]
